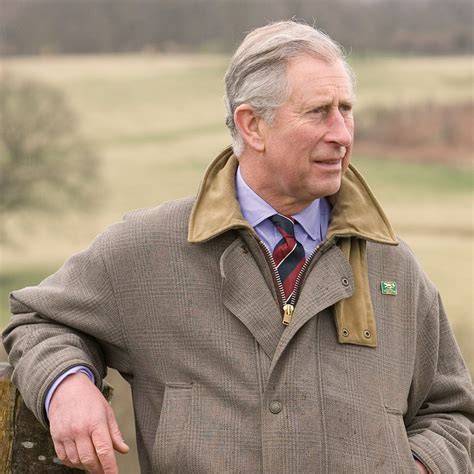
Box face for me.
[252,55,355,213]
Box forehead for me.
[285,55,354,102]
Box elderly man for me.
[3,21,473,474]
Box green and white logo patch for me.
[380,281,397,295]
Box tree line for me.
[2,0,473,56]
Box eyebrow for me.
[304,96,356,110]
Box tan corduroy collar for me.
[188,146,399,347]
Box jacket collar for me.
[188,146,398,246]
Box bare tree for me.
[0,74,100,238]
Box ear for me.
[233,104,266,153]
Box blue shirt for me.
[235,166,330,258]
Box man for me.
[3,21,473,474]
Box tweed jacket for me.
[4,148,473,473]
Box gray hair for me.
[224,20,355,156]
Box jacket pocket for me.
[385,406,419,473]
[153,382,193,472]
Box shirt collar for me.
[236,166,275,227]
[294,195,330,240]
[236,165,327,240]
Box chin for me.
[317,179,342,198]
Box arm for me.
[2,227,131,471]
[45,366,95,416]
[2,229,130,424]
[406,293,474,473]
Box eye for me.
[339,103,353,115]
[310,106,328,115]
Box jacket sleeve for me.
[2,228,129,428]
[405,292,474,473]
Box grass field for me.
[1,54,472,471]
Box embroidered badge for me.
[381,281,397,295]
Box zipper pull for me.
[282,304,294,326]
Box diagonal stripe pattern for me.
[270,214,306,303]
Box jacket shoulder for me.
[124,196,194,229]
[367,237,429,273]
[99,197,195,250]
[367,238,438,305]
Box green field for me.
[1,54,472,471]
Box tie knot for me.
[270,214,295,238]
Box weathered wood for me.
[0,364,14,473]
[0,362,113,473]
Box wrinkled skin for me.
[49,373,129,473]
[238,55,354,216]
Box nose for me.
[325,108,353,147]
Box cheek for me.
[346,118,355,138]
[342,149,352,174]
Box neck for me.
[239,158,312,216]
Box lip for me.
[312,159,342,167]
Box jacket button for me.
[341,277,349,286]
[364,330,371,338]
[342,328,349,337]
[269,401,282,414]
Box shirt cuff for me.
[44,366,95,419]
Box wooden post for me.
[0,362,113,473]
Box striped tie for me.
[270,214,306,303]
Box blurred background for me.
[1,0,473,471]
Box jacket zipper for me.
[258,240,321,326]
